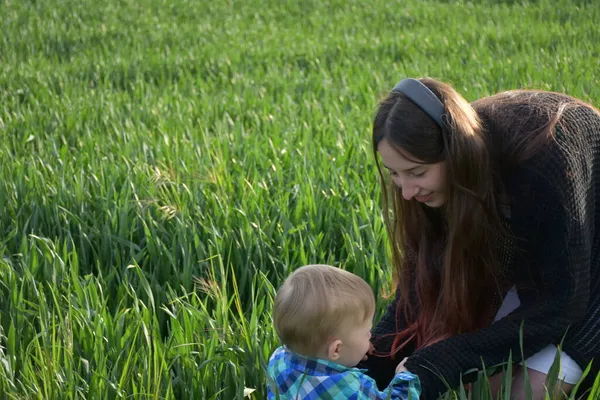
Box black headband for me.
[391,78,445,128]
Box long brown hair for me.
[372,78,578,353]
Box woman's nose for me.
[393,176,419,200]
[402,185,419,200]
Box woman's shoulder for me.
[477,89,600,170]
[472,89,587,110]
[501,119,600,219]
[473,88,599,133]
[517,105,600,175]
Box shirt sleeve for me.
[404,142,593,399]
[353,371,422,400]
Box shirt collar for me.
[282,346,366,376]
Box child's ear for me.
[327,339,342,361]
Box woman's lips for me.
[415,193,433,202]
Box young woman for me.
[360,78,600,399]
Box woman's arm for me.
[405,145,593,399]
[359,282,417,389]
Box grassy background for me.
[1,0,599,398]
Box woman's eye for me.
[388,170,398,176]
[412,171,425,178]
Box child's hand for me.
[395,357,409,373]
[361,343,375,361]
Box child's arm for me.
[353,370,421,400]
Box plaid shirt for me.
[267,346,421,399]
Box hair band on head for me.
[391,78,445,128]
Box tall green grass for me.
[1,0,599,398]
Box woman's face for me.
[377,139,447,208]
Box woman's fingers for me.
[395,357,409,373]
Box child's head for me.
[273,264,375,367]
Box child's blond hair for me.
[273,264,375,357]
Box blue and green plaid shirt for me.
[266,346,421,399]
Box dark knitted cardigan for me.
[361,92,600,399]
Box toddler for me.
[266,264,421,399]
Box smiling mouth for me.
[415,193,433,202]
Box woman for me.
[360,78,600,399]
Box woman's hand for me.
[395,357,409,373]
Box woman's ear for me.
[327,339,343,361]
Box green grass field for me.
[1,0,599,398]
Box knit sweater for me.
[361,92,600,399]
